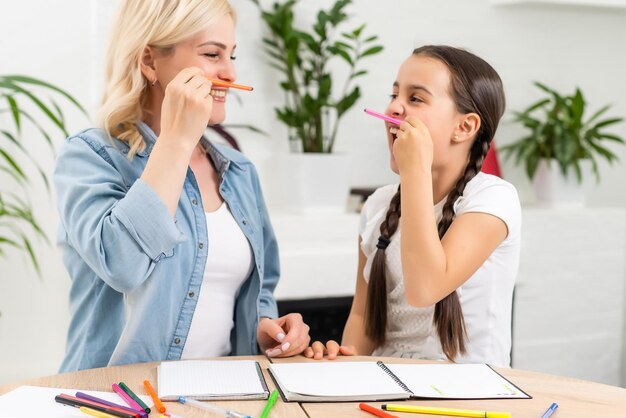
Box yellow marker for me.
[78,406,119,418]
[382,404,511,418]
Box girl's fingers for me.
[325,340,340,360]
[339,345,357,356]
[311,341,326,360]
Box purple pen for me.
[76,391,148,418]
[364,108,403,126]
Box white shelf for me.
[491,0,626,8]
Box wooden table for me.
[2,355,626,417]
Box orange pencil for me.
[143,379,166,413]
[209,78,253,91]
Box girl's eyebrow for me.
[393,81,432,96]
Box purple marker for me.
[76,391,148,418]
[364,108,403,126]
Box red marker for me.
[359,402,399,418]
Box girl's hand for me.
[257,314,311,358]
[303,340,357,360]
[393,116,434,176]
[159,67,214,151]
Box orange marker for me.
[209,79,253,91]
[143,380,166,413]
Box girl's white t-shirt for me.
[359,172,521,367]
[181,203,253,359]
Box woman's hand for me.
[393,115,434,176]
[257,314,311,358]
[159,67,214,151]
[303,340,357,360]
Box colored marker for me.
[209,79,253,91]
[359,402,400,418]
[364,108,403,126]
[143,379,166,413]
[75,392,146,418]
[112,383,143,413]
[260,389,279,418]
[178,396,250,418]
[118,382,150,414]
[382,403,511,418]
[54,393,138,418]
[540,402,559,418]
[79,406,120,418]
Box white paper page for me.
[0,385,153,418]
[385,363,528,399]
[158,360,265,399]
[269,362,405,398]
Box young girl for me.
[304,45,520,367]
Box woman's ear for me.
[139,46,157,85]
[453,113,481,143]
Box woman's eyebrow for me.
[197,41,232,49]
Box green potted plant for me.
[501,82,624,206]
[0,75,85,277]
[250,0,383,211]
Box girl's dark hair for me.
[364,45,506,361]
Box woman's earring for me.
[151,79,156,86]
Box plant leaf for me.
[2,75,87,115]
[6,95,21,133]
[360,45,384,58]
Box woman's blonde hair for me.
[98,0,236,157]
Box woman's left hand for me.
[393,116,434,176]
[257,314,311,358]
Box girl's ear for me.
[139,46,157,85]
[453,113,481,143]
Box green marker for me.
[260,389,280,418]
[119,381,151,414]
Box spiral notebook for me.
[157,360,269,401]
[268,361,530,402]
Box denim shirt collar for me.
[135,121,243,175]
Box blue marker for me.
[540,402,558,418]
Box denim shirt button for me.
[191,199,198,205]
[188,291,195,298]
[198,242,204,249]
[174,337,181,344]
[242,219,247,226]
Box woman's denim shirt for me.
[54,123,279,372]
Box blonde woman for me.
[55,0,310,372]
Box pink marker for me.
[112,383,143,412]
[364,108,403,126]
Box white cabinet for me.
[513,207,626,386]
[271,211,360,300]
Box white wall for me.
[1,0,625,385]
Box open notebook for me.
[157,360,269,401]
[268,361,530,402]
